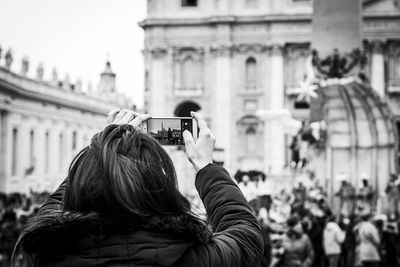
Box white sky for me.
[0,0,147,107]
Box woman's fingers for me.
[113,109,128,124]
[190,111,212,137]
[118,111,136,124]
[191,111,207,129]
[130,114,152,128]
[107,108,121,124]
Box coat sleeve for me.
[335,225,346,244]
[36,177,67,215]
[179,164,264,267]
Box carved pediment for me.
[363,0,399,12]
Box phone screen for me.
[146,118,194,146]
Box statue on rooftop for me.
[36,63,44,80]
[51,68,58,85]
[75,79,82,92]
[63,74,71,91]
[5,49,13,69]
[21,57,29,76]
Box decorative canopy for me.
[311,81,396,200]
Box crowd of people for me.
[0,192,49,266]
[237,171,400,267]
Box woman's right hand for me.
[183,112,216,172]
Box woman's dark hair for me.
[287,215,300,228]
[63,124,191,217]
[14,124,196,265]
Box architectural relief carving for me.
[364,20,400,31]
[210,45,233,57]
[270,23,311,33]
[149,47,168,59]
[370,40,385,54]
[388,42,400,91]
[270,44,285,55]
[233,44,268,54]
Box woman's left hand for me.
[106,109,151,128]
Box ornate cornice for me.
[210,44,233,57]
[270,44,286,56]
[140,13,400,28]
[149,47,168,59]
[370,39,385,53]
[232,44,268,54]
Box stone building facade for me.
[140,0,400,178]
[0,54,131,193]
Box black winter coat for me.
[19,164,263,266]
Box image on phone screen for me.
[147,118,193,146]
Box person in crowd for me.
[336,175,356,218]
[14,110,263,267]
[354,214,381,267]
[385,173,400,221]
[357,174,374,216]
[0,210,20,266]
[258,217,272,267]
[372,215,399,267]
[381,222,399,267]
[279,215,315,267]
[323,215,346,267]
[341,215,359,267]
[292,182,307,215]
[257,175,273,215]
[239,174,258,204]
[289,136,300,169]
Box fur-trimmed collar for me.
[21,211,213,255]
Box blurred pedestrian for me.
[385,174,400,221]
[336,175,355,218]
[279,215,315,267]
[323,215,345,267]
[354,215,381,267]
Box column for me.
[213,45,232,171]
[0,111,7,191]
[48,127,59,176]
[64,128,73,169]
[18,124,30,177]
[34,126,43,176]
[149,48,167,116]
[266,45,286,175]
[370,40,385,98]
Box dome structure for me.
[311,81,396,206]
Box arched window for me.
[245,57,257,90]
[181,56,199,89]
[174,101,201,117]
[245,126,257,153]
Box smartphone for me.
[141,117,198,146]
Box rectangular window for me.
[182,0,197,7]
[244,100,258,111]
[11,128,18,176]
[45,131,50,174]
